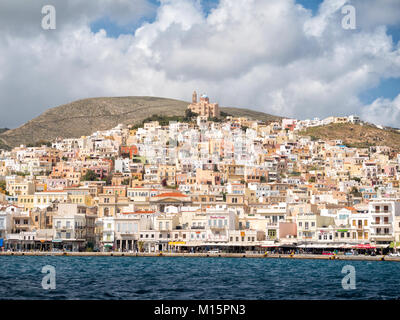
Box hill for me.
[299,123,400,150]
[0,97,281,149]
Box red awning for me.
[352,244,376,249]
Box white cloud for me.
[0,0,399,128]
[361,94,400,128]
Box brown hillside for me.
[0,96,281,148]
[299,123,400,150]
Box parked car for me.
[322,251,333,255]
[389,252,400,257]
[207,250,220,254]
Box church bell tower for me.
[192,90,197,104]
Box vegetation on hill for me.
[299,123,400,151]
[0,96,281,149]
[27,140,52,147]
[132,109,199,128]
[81,169,98,181]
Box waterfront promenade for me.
[1,251,399,262]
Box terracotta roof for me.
[153,192,188,198]
[122,210,155,214]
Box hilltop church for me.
[187,91,220,118]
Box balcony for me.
[370,211,391,215]
[371,222,391,227]
[55,227,74,232]
[191,226,205,230]
[209,225,226,230]
[371,234,393,239]
[7,234,22,240]
[266,222,278,227]
[15,224,30,228]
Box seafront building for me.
[0,94,400,253]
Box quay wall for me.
[0,251,399,262]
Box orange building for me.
[188,91,220,118]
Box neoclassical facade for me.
[188,91,220,118]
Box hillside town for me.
[1,93,400,255]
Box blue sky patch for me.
[296,0,321,15]
[360,77,400,104]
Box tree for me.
[184,108,197,120]
[82,169,98,181]
[222,192,227,201]
[138,241,144,252]
[350,187,362,197]
[0,180,6,194]
[220,111,231,118]
[102,175,112,185]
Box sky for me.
[0,0,399,129]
